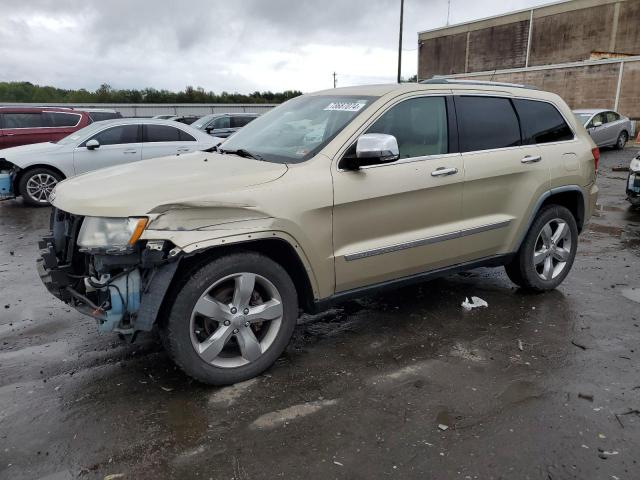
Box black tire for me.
[504,205,578,292]
[18,168,62,207]
[615,131,628,150]
[161,252,298,385]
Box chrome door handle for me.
[521,155,542,164]
[177,148,190,152]
[123,149,138,154]
[431,167,458,177]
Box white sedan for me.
[0,118,217,206]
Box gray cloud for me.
[0,0,551,93]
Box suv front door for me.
[332,95,465,292]
[73,124,142,174]
[586,113,608,146]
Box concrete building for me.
[417,0,640,119]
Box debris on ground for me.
[438,424,449,431]
[578,392,594,402]
[611,165,629,172]
[517,339,524,351]
[571,340,588,350]
[461,296,488,310]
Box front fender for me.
[141,221,322,300]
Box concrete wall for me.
[418,0,640,77]
[0,103,276,118]
[418,0,640,119]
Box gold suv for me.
[38,80,599,385]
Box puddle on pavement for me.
[621,287,640,304]
[498,380,544,405]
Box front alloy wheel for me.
[162,252,298,385]
[19,168,62,207]
[190,272,284,367]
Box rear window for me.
[43,112,81,127]
[3,112,44,128]
[145,124,196,142]
[513,99,574,144]
[87,112,122,122]
[231,116,256,128]
[455,96,521,152]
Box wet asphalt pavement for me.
[1,147,640,480]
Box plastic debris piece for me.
[461,296,488,310]
[438,424,449,431]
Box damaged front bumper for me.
[627,167,640,206]
[0,160,18,200]
[37,209,181,334]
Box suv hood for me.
[52,151,288,217]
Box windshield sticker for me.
[324,102,366,112]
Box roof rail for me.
[420,78,539,90]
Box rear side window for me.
[43,112,81,127]
[605,111,620,122]
[211,116,230,129]
[367,96,448,158]
[3,113,44,128]
[145,124,182,142]
[87,125,140,146]
[512,99,574,144]
[231,116,256,128]
[88,112,122,122]
[455,96,521,152]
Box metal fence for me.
[0,103,277,118]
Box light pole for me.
[397,0,404,83]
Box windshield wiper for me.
[220,148,263,161]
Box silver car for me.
[573,109,633,150]
[0,118,216,206]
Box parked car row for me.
[0,119,216,205]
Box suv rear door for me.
[454,95,550,259]
[141,124,199,159]
[332,94,465,292]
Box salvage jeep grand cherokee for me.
[38,80,599,385]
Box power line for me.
[397,0,404,84]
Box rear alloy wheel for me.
[615,131,627,150]
[19,168,62,207]
[505,205,578,291]
[162,253,298,385]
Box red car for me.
[0,107,92,149]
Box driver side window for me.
[367,96,448,159]
[589,113,606,128]
[84,125,140,146]
[212,117,230,129]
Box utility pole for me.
[447,0,451,25]
[333,72,337,88]
[397,0,404,83]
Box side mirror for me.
[593,120,603,128]
[86,139,100,150]
[344,133,400,170]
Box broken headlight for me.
[77,217,148,251]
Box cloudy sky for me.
[1,0,552,94]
